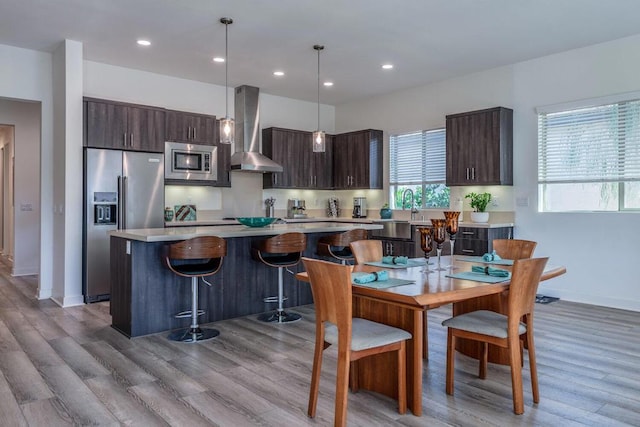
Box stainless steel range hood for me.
[230,85,283,173]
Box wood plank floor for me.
[0,259,638,426]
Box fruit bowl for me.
[236,217,278,227]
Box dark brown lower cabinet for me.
[454,226,513,256]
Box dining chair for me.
[348,239,382,265]
[349,238,431,360]
[493,239,537,260]
[442,257,549,414]
[302,257,411,427]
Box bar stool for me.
[251,232,307,323]
[317,228,368,265]
[164,236,227,342]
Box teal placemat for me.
[365,259,427,269]
[456,256,514,266]
[351,275,415,289]
[446,271,511,283]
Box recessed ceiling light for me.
[382,64,394,70]
[213,57,225,63]
[273,71,285,77]
[323,81,333,87]
[137,39,151,46]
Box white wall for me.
[0,99,40,276]
[51,40,84,307]
[0,44,53,299]
[337,34,640,311]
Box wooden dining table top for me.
[296,255,566,310]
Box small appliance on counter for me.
[287,199,307,219]
[353,196,367,218]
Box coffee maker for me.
[352,197,367,218]
[287,199,307,218]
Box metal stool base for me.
[168,327,220,343]
[258,310,301,323]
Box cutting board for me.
[174,205,197,221]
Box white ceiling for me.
[2,0,640,105]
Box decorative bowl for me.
[236,217,278,227]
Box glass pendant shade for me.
[312,130,326,152]
[313,44,325,153]
[220,117,234,144]
[219,17,234,145]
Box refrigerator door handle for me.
[122,176,127,229]
[117,176,123,230]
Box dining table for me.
[295,255,566,417]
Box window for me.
[538,95,640,212]
[389,129,449,209]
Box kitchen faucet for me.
[402,189,419,220]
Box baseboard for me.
[11,267,38,276]
[50,294,85,308]
[541,287,640,312]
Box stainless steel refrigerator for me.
[83,148,164,303]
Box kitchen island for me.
[109,222,382,337]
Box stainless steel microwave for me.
[164,141,217,181]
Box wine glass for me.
[430,219,447,271]
[417,227,433,273]
[443,211,460,268]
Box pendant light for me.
[312,45,326,153]
[219,17,234,144]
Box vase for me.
[470,211,489,223]
[379,208,392,219]
[164,207,174,222]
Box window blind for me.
[390,129,445,185]
[538,100,640,184]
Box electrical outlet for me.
[491,197,499,207]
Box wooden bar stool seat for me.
[164,236,226,342]
[317,228,368,265]
[251,232,307,323]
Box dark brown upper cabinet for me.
[262,127,333,189]
[333,129,383,190]
[84,98,165,153]
[165,110,217,145]
[445,107,513,186]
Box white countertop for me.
[164,217,513,228]
[111,222,383,242]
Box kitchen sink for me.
[371,220,413,240]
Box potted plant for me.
[379,203,392,219]
[465,192,491,223]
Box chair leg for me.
[479,342,488,379]
[397,341,407,414]
[509,335,525,415]
[334,348,350,427]
[349,361,359,392]
[308,333,324,418]
[527,323,540,404]
[258,267,301,323]
[446,328,455,395]
[168,276,219,342]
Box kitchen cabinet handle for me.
[188,127,192,140]
[123,133,127,147]
[466,168,470,180]
[471,167,475,180]
[130,133,134,147]
[462,231,474,235]
[462,249,475,254]
[193,127,196,140]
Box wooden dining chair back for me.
[493,239,537,260]
[302,257,411,427]
[349,239,383,265]
[318,228,369,264]
[442,257,548,414]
